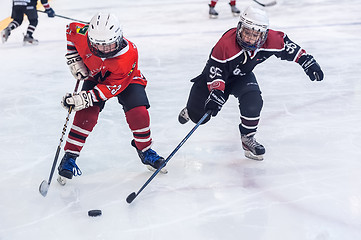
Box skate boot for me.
[131,140,168,174]
[209,4,219,18]
[58,152,82,180]
[241,133,265,161]
[1,27,10,43]
[230,4,240,16]
[178,107,190,124]
[23,33,39,45]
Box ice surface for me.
[0,0,360,239]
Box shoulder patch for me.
[76,25,89,35]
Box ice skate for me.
[178,107,190,124]
[57,152,82,183]
[23,33,39,45]
[1,27,10,43]
[230,4,240,16]
[241,133,265,160]
[209,4,218,19]
[131,140,168,174]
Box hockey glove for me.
[298,54,324,81]
[66,53,89,81]
[205,89,226,117]
[62,91,93,112]
[43,4,55,18]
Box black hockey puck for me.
[88,209,102,217]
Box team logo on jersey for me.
[233,67,246,76]
[107,84,122,95]
[93,70,111,82]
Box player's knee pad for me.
[239,91,263,117]
[28,18,38,27]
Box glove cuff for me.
[210,89,226,105]
[66,52,80,59]
[298,54,314,69]
[42,3,50,10]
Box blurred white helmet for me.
[236,6,269,51]
[87,13,125,58]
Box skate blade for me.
[57,175,67,185]
[244,151,264,161]
[23,40,39,46]
[209,15,218,19]
[232,12,240,17]
[146,165,168,174]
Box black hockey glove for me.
[298,54,324,81]
[45,8,55,18]
[205,89,226,117]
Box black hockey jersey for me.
[196,28,307,92]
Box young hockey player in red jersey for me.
[1,0,55,44]
[208,0,240,18]
[58,13,166,182]
[179,6,324,160]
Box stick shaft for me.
[39,80,80,196]
[37,10,89,24]
[129,111,211,202]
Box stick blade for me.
[39,180,49,197]
[265,1,277,7]
[126,192,137,204]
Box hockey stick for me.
[252,0,277,7]
[39,80,80,197]
[126,110,211,204]
[37,10,89,24]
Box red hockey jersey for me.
[66,22,147,102]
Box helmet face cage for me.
[87,36,123,58]
[236,21,268,51]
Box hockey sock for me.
[125,106,152,152]
[210,1,217,7]
[64,106,100,155]
[230,0,236,6]
[26,25,36,37]
[9,21,19,30]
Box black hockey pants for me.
[185,72,263,136]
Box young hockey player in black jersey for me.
[178,6,324,160]
[1,0,55,45]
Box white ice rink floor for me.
[0,0,360,239]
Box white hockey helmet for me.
[236,6,269,51]
[87,13,125,58]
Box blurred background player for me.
[1,0,55,45]
[179,6,324,160]
[57,13,166,183]
[209,0,240,18]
